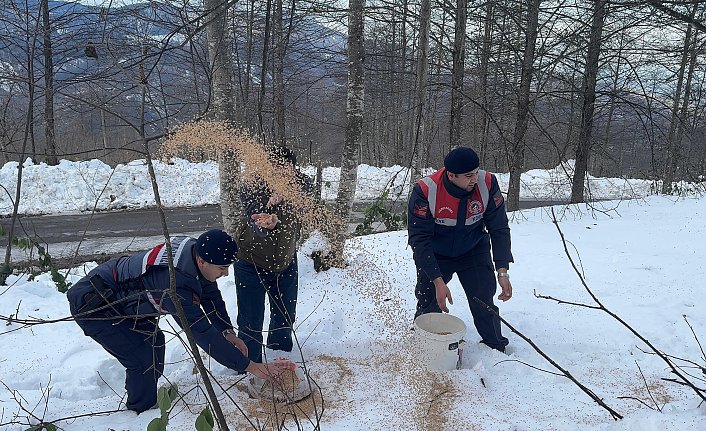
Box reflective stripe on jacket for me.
[418,168,492,227]
[407,168,513,282]
[71,237,251,373]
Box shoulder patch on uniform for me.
[413,203,429,217]
[493,192,504,207]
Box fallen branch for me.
[473,296,623,420]
[548,207,706,403]
[1,380,124,429]
[634,360,662,412]
[683,315,706,364]
[661,378,706,392]
[616,396,657,410]
[533,290,600,309]
[494,358,563,376]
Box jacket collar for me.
[442,170,473,198]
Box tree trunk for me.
[507,0,541,211]
[41,0,57,166]
[272,0,286,145]
[100,108,108,158]
[190,5,234,431]
[243,0,255,125]
[662,3,697,193]
[332,0,365,264]
[411,0,430,180]
[673,38,698,181]
[570,0,606,204]
[257,0,273,138]
[477,0,494,162]
[449,0,467,149]
[204,0,240,236]
[602,33,624,175]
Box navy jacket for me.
[407,169,513,282]
[84,237,250,372]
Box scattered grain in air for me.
[160,120,464,430]
[161,121,346,260]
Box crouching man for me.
[67,229,291,413]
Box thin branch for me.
[661,378,705,392]
[550,207,706,403]
[533,289,601,309]
[616,395,657,410]
[635,359,663,412]
[683,314,706,364]
[644,0,706,33]
[494,359,565,376]
[473,296,623,420]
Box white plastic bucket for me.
[413,313,467,371]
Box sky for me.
[0,158,705,431]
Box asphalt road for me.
[1,199,565,265]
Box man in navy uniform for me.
[407,147,514,352]
[67,229,291,412]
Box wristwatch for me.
[222,328,236,337]
[497,272,509,279]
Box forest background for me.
[2,2,706,429]
[1,0,705,204]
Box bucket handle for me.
[456,339,466,370]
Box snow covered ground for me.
[0,158,705,430]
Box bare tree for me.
[570,0,607,204]
[257,0,273,138]
[410,0,431,179]
[40,0,57,165]
[204,0,241,236]
[475,0,495,161]
[449,0,467,149]
[506,0,541,211]
[662,2,699,193]
[332,0,365,264]
[272,0,287,145]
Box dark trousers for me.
[235,258,298,363]
[415,252,508,351]
[68,279,165,413]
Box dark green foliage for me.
[195,407,214,431]
[0,224,71,291]
[147,384,179,431]
[25,423,57,431]
[354,191,407,236]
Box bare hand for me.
[433,278,453,312]
[251,213,279,230]
[224,332,248,357]
[497,277,513,302]
[267,193,283,207]
[246,359,296,381]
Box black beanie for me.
[444,147,480,174]
[195,229,238,265]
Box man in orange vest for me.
[408,147,514,352]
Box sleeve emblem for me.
[413,203,429,217]
[493,192,504,207]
